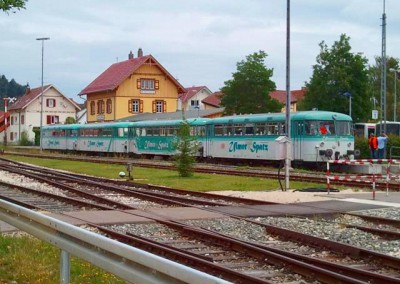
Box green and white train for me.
[42,111,355,163]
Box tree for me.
[0,0,27,13]
[174,120,196,177]
[367,56,400,121]
[221,51,281,115]
[299,34,370,122]
[65,117,76,124]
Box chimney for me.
[128,51,134,60]
[25,83,30,94]
[137,48,143,57]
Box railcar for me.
[204,111,354,163]
[129,118,209,157]
[42,124,80,151]
[354,123,375,138]
[75,122,135,153]
[375,121,400,136]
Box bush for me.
[19,131,34,146]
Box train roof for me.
[205,111,352,124]
[132,118,209,127]
[77,122,136,129]
[42,124,81,130]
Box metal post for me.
[349,96,352,118]
[389,68,399,121]
[381,0,387,134]
[285,0,291,191]
[3,98,9,146]
[36,37,50,151]
[60,250,70,284]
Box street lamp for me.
[36,37,50,151]
[342,92,352,117]
[389,68,400,121]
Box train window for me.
[255,123,266,135]
[245,123,254,135]
[279,123,286,135]
[305,121,318,135]
[336,121,352,135]
[233,124,243,136]
[266,123,278,135]
[117,128,126,137]
[214,125,224,136]
[152,128,160,136]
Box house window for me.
[46,98,56,108]
[90,101,95,115]
[153,100,166,113]
[191,100,199,108]
[106,99,112,114]
[128,99,143,113]
[21,115,24,125]
[97,100,105,114]
[137,78,159,94]
[46,115,59,124]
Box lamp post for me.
[342,92,352,118]
[36,37,50,151]
[389,68,400,122]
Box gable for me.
[79,55,185,95]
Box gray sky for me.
[1,0,399,103]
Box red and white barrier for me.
[326,159,399,199]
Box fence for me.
[326,159,400,200]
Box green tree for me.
[221,51,281,115]
[367,56,400,122]
[299,34,370,122]
[0,0,27,13]
[174,120,196,177]
[65,117,76,124]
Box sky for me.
[1,0,399,103]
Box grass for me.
[5,155,321,191]
[0,154,323,283]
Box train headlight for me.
[320,142,325,148]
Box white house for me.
[7,84,81,144]
[178,86,213,111]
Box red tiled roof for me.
[269,88,306,104]
[79,55,185,95]
[8,85,51,111]
[179,86,206,103]
[202,92,223,107]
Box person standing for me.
[368,133,378,159]
[377,132,388,159]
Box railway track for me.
[1,158,400,282]
[2,152,400,191]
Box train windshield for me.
[335,121,352,135]
[304,120,352,136]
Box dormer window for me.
[137,78,159,94]
[46,98,56,108]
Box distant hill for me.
[0,74,27,110]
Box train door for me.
[204,124,212,158]
[292,121,305,161]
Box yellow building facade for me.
[79,51,185,123]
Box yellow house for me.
[79,49,185,123]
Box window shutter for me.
[46,99,49,107]
[46,116,51,124]
[155,80,159,90]
[128,99,132,113]
[54,99,56,107]
[163,100,167,112]
[152,101,156,113]
[137,79,141,89]
[139,100,143,113]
